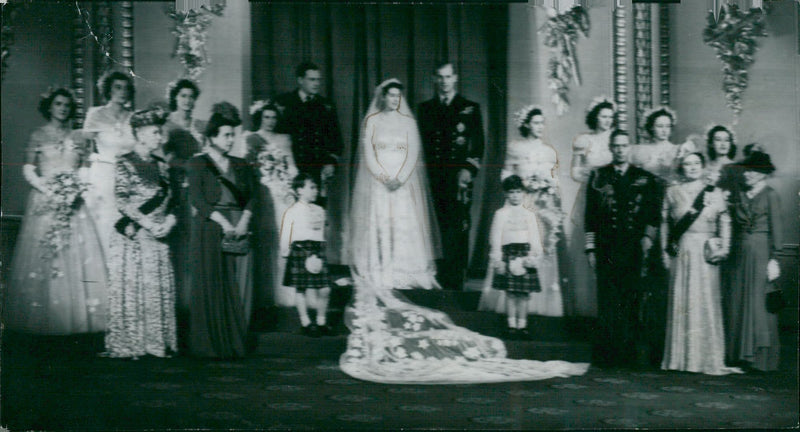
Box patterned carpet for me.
[2,327,797,431]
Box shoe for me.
[301,324,320,337]
[317,324,335,336]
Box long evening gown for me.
[726,185,782,371]
[566,130,612,317]
[339,80,589,383]
[5,125,108,335]
[479,138,565,317]
[245,131,298,307]
[83,105,134,257]
[187,153,255,358]
[105,152,177,358]
[660,181,741,375]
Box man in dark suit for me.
[275,62,343,200]
[417,62,485,290]
[585,129,661,368]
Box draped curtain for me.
[250,3,508,274]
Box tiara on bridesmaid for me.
[513,104,544,128]
[249,99,273,116]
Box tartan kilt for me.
[283,240,330,292]
[493,243,541,296]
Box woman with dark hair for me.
[726,150,783,372]
[703,124,737,187]
[83,70,136,256]
[5,87,108,335]
[630,106,696,185]
[104,107,177,358]
[566,97,616,318]
[660,152,741,375]
[187,102,256,358]
[245,100,298,307]
[163,79,203,334]
[480,105,564,318]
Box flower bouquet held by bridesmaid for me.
[5,88,108,335]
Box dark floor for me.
[1,288,798,431]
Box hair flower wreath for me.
[513,104,544,129]
[586,96,616,114]
[249,99,272,116]
[642,105,678,126]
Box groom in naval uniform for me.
[275,62,343,202]
[585,129,661,368]
[417,62,485,291]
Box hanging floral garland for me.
[542,6,590,116]
[702,4,767,118]
[166,2,226,81]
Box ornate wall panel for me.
[659,3,670,106]
[633,3,652,143]
[613,3,628,132]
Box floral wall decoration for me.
[1,2,26,82]
[165,1,226,81]
[542,6,590,116]
[702,4,767,119]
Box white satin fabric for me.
[339,79,589,384]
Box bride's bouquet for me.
[37,171,88,278]
[257,148,297,202]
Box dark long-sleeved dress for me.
[187,153,256,358]
[726,185,783,371]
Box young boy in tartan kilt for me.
[280,173,331,337]
[489,175,544,338]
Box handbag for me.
[221,233,250,255]
[766,289,787,314]
[703,237,727,264]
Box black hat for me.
[740,150,776,174]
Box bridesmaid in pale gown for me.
[703,124,737,186]
[630,106,696,185]
[5,88,108,335]
[566,97,615,318]
[245,100,298,307]
[480,106,565,317]
[83,71,136,257]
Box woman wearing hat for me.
[726,149,783,372]
[104,107,178,359]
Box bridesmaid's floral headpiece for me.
[39,86,76,102]
[586,96,616,114]
[249,99,273,116]
[513,104,544,129]
[642,105,678,127]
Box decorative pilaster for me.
[633,3,652,143]
[120,1,134,71]
[659,3,670,106]
[72,5,87,127]
[612,3,628,132]
[94,2,113,79]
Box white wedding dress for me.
[339,79,589,384]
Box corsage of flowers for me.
[36,171,88,278]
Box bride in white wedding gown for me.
[339,79,589,383]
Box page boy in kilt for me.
[488,175,544,338]
[280,173,331,337]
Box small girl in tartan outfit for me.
[280,173,331,337]
[489,175,544,338]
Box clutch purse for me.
[703,237,727,264]
[221,234,250,255]
[766,289,787,314]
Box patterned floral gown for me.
[5,125,108,334]
[104,151,177,358]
